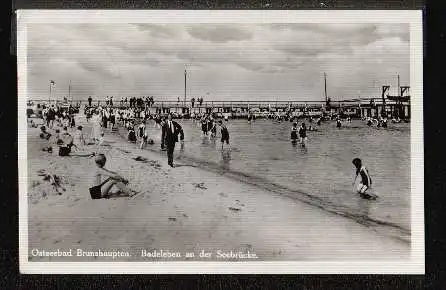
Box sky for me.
[26,23,410,101]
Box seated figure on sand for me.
[90,154,137,199]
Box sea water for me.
[116,118,410,240]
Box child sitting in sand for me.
[128,127,137,143]
[39,126,52,141]
[90,154,136,199]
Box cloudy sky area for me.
[27,23,409,101]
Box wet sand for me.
[27,118,410,261]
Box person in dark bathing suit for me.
[298,122,307,147]
[290,122,298,142]
[336,118,342,128]
[218,120,230,150]
[209,118,217,138]
[201,116,209,136]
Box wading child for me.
[352,158,375,199]
[298,122,307,147]
[90,154,136,199]
[218,120,230,150]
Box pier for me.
[29,97,410,119]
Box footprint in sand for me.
[228,207,241,213]
[192,182,207,190]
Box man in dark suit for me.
[161,113,184,167]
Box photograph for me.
[17,10,424,274]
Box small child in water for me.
[218,120,230,150]
[90,154,136,199]
[352,158,375,199]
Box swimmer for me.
[298,122,307,147]
[352,158,374,199]
[336,118,342,128]
[209,118,217,138]
[290,122,298,142]
[138,121,146,140]
[218,120,230,150]
[201,116,209,136]
[140,127,148,149]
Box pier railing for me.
[29,98,405,108]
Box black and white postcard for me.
[17,10,424,274]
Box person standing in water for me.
[140,123,149,149]
[352,158,375,199]
[137,121,146,141]
[336,117,342,128]
[209,117,217,138]
[218,120,230,150]
[290,122,298,143]
[298,122,307,147]
[201,115,209,136]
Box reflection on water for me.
[138,118,410,234]
[220,149,231,170]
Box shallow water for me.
[137,119,410,234]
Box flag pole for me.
[68,80,72,104]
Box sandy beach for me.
[27,118,410,262]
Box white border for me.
[17,10,424,274]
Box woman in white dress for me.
[90,113,102,143]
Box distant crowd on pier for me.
[84,95,207,109]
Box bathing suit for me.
[221,126,229,144]
[359,166,372,187]
[138,125,145,138]
[291,127,298,140]
[128,130,136,142]
[298,127,307,138]
[201,120,208,133]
